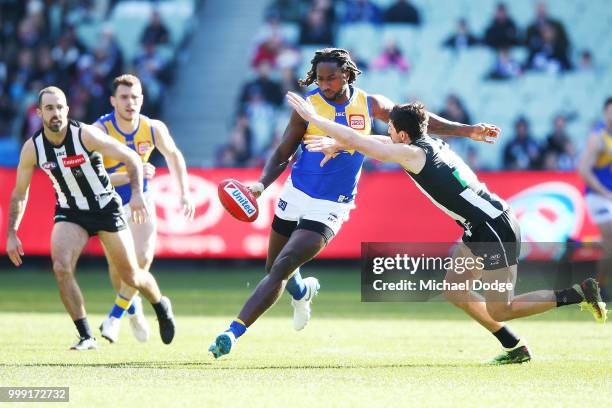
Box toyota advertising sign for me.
[0,168,601,258]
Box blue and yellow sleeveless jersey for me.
[291,85,373,203]
[587,127,612,194]
[97,111,156,204]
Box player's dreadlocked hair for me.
[299,48,362,87]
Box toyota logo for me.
[150,173,224,234]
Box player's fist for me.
[468,123,500,144]
[143,163,156,180]
[247,182,265,199]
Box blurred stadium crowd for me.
[216,0,611,171]
[0,0,195,165]
[0,0,609,171]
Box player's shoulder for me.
[96,112,114,124]
[147,116,170,135]
[19,137,38,165]
[305,87,320,98]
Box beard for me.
[45,118,62,132]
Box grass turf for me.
[0,267,610,407]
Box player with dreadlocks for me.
[209,48,501,358]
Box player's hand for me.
[143,163,156,180]
[468,123,500,144]
[286,92,317,122]
[247,182,265,199]
[6,233,24,267]
[181,194,195,221]
[129,193,149,224]
[304,135,342,167]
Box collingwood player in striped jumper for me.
[287,91,607,365]
[5,87,176,350]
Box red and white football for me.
[218,179,259,222]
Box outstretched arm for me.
[368,94,500,143]
[287,92,423,172]
[6,140,37,266]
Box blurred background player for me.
[209,48,499,358]
[95,74,194,343]
[5,86,176,349]
[579,97,612,300]
[288,91,607,364]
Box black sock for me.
[74,318,93,339]
[492,326,520,349]
[152,299,167,319]
[554,287,582,307]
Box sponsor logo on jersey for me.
[62,154,85,168]
[137,141,152,155]
[42,161,57,170]
[278,198,287,211]
[335,112,346,117]
[349,114,366,130]
[224,183,257,217]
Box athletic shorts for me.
[585,192,612,224]
[54,206,127,237]
[462,210,521,270]
[274,178,355,236]
[121,191,156,225]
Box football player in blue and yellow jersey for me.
[210,48,501,358]
[95,74,195,344]
[579,97,612,300]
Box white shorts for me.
[585,192,612,224]
[122,191,157,225]
[274,178,355,236]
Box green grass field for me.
[0,266,610,407]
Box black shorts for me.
[54,207,128,237]
[462,210,521,270]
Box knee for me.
[269,252,300,281]
[444,291,469,310]
[52,260,74,282]
[136,251,152,270]
[486,305,510,322]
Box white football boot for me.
[291,277,320,331]
[99,316,121,343]
[70,336,98,350]
[128,296,150,342]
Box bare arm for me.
[252,110,306,197]
[369,94,499,143]
[80,124,148,223]
[578,133,612,198]
[152,119,194,219]
[6,140,37,266]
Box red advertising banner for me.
[0,168,601,259]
